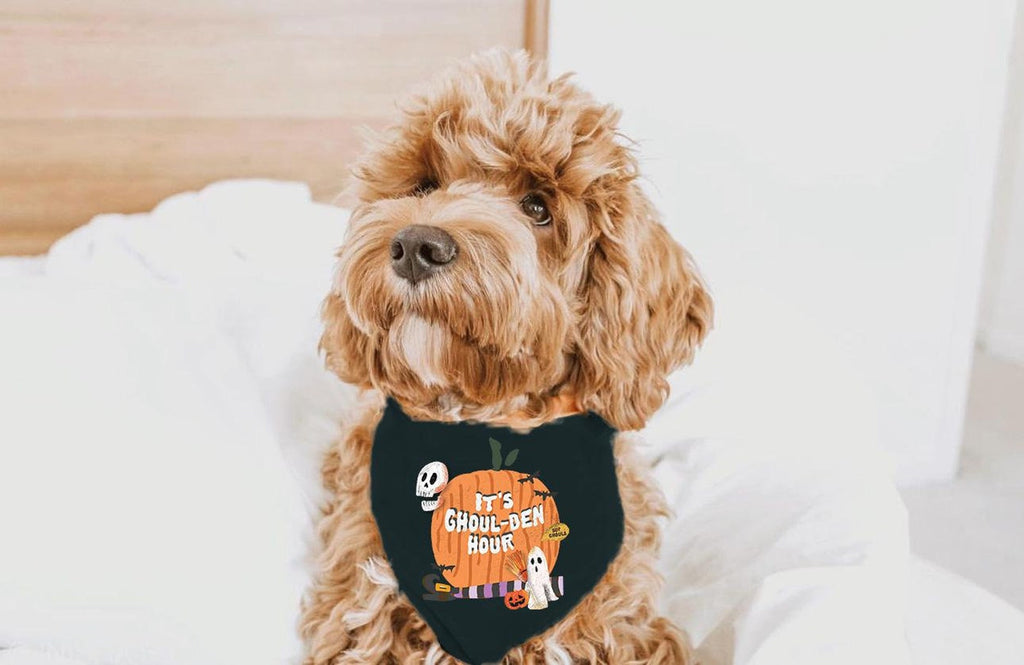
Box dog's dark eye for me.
[520,194,551,226]
[412,179,438,197]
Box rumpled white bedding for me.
[0,180,918,665]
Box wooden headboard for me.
[0,0,548,255]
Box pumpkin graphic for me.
[431,469,560,588]
[504,589,528,610]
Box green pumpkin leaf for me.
[489,438,503,470]
[504,448,519,467]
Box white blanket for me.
[0,181,912,665]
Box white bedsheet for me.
[0,180,918,664]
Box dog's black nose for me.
[390,225,457,283]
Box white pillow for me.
[645,285,911,665]
[0,280,309,665]
[0,181,354,665]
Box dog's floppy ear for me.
[571,185,712,430]
[320,291,373,388]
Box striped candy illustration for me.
[449,576,565,600]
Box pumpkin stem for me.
[488,438,521,470]
[488,438,503,470]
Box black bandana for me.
[370,398,625,664]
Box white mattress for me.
[0,180,1015,665]
[906,558,1024,665]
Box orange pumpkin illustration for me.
[504,589,528,610]
[430,469,560,588]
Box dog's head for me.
[322,50,711,430]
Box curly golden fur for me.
[303,50,712,664]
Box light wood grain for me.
[0,0,541,255]
[0,117,370,238]
[0,0,527,118]
[524,0,550,62]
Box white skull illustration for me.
[415,461,449,511]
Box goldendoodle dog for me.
[302,50,711,664]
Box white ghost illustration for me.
[524,546,558,610]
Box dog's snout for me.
[390,225,457,283]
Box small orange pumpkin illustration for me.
[431,469,560,588]
[504,589,528,610]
